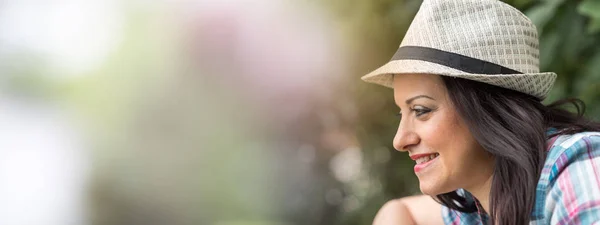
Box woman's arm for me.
[373,195,444,225]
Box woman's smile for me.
[411,153,440,173]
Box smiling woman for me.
[392,74,494,200]
[362,0,600,224]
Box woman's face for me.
[392,74,494,195]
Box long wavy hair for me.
[435,76,600,225]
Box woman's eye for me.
[412,107,431,117]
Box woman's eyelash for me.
[396,107,432,118]
[413,108,431,116]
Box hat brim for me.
[361,59,557,100]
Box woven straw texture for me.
[361,0,557,99]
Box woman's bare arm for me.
[372,195,443,225]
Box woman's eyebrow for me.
[405,95,435,104]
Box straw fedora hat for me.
[361,0,557,100]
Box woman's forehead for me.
[393,74,446,100]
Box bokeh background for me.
[0,0,598,224]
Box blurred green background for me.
[0,0,598,225]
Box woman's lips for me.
[412,153,439,173]
[409,153,438,160]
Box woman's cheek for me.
[423,115,451,145]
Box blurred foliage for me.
[317,0,600,224]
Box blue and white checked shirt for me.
[442,130,600,224]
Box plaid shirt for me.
[442,130,600,224]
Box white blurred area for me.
[0,0,354,224]
[0,98,87,225]
[0,0,124,77]
[0,0,120,224]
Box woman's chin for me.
[418,182,443,196]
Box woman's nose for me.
[393,126,420,152]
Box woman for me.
[361,0,600,224]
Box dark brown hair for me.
[435,76,600,225]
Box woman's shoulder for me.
[374,195,443,225]
[372,199,412,225]
[545,130,600,165]
[535,130,600,222]
[541,129,600,189]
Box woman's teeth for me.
[415,153,439,164]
